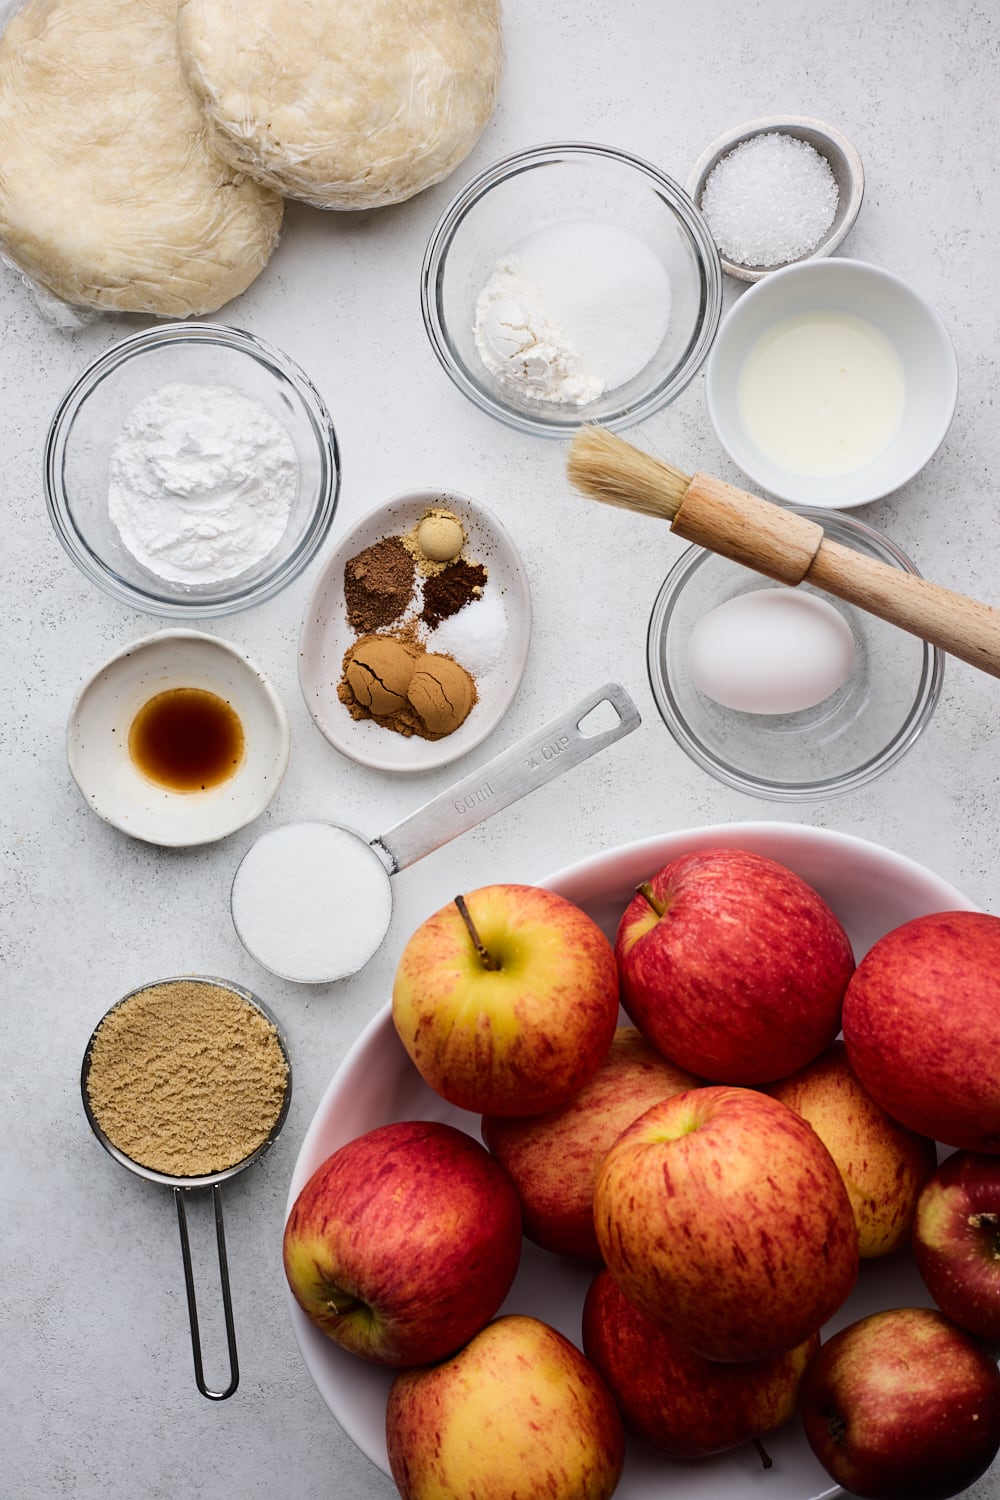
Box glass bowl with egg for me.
[45,323,340,618]
[647,509,944,801]
[420,142,724,437]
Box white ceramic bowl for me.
[298,490,531,772]
[67,629,289,846]
[285,823,976,1497]
[706,258,958,507]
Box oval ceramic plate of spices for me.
[67,629,290,846]
[298,489,531,772]
[284,824,977,1496]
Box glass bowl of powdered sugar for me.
[45,323,340,618]
[420,142,724,437]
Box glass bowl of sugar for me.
[45,323,340,619]
[420,142,724,437]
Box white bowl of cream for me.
[706,258,958,508]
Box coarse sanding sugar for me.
[701,133,839,268]
[230,822,393,983]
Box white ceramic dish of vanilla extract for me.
[67,630,289,847]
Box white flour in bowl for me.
[474,220,672,406]
[107,382,298,584]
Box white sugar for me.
[702,133,839,269]
[428,588,508,677]
[230,822,392,983]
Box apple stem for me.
[454,895,501,971]
[752,1438,773,1470]
[325,1294,362,1318]
[970,1210,1000,1258]
[635,881,666,917]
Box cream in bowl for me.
[67,629,289,846]
[706,258,958,508]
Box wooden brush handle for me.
[672,473,1000,678]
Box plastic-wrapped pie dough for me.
[176,0,504,210]
[0,0,283,317]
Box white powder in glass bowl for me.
[474,220,673,406]
[108,382,298,584]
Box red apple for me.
[842,910,1000,1152]
[913,1150,1000,1342]
[481,1027,699,1260]
[614,848,854,1084]
[386,1314,625,1500]
[593,1085,858,1362]
[392,884,620,1116]
[800,1306,1000,1500]
[582,1267,819,1460]
[283,1120,521,1366]
[763,1039,937,1257]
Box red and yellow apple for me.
[913,1149,1000,1341]
[614,849,855,1084]
[763,1039,937,1257]
[482,1027,699,1260]
[386,1314,625,1500]
[593,1085,859,1362]
[283,1120,521,1366]
[582,1267,819,1460]
[800,1306,1000,1500]
[392,884,620,1116]
[842,910,1000,1152]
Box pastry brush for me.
[567,425,1000,680]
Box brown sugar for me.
[84,979,289,1177]
[343,534,416,632]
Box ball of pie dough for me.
[176,0,504,209]
[0,0,283,317]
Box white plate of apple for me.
[285,821,1000,1500]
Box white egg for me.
[687,588,856,714]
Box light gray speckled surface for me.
[3,2,1000,1498]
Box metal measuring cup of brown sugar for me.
[81,975,292,1401]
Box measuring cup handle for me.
[175,1184,240,1401]
[373,682,641,874]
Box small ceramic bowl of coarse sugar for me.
[420,142,723,437]
[687,116,864,282]
[45,322,340,618]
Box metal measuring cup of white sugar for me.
[81,975,292,1401]
[229,681,641,984]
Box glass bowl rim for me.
[419,139,724,437]
[44,321,341,620]
[646,506,945,801]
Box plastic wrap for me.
[0,0,283,318]
[177,0,504,211]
